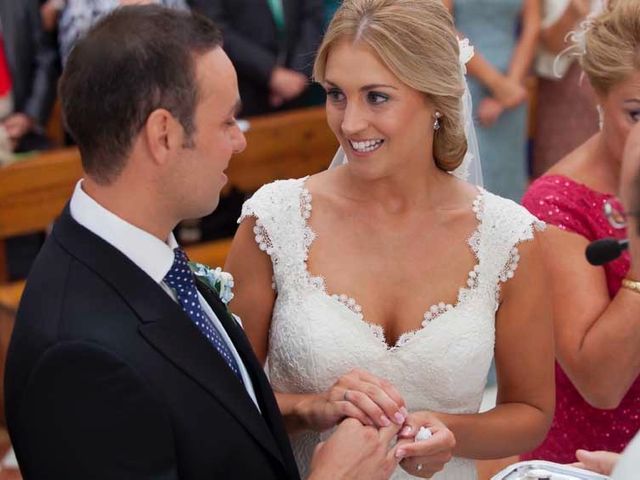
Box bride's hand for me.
[395,411,455,478]
[297,369,408,431]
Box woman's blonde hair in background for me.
[313,0,468,172]
[579,0,640,95]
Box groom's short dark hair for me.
[60,5,222,184]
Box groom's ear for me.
[143,108,183,166]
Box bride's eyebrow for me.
[323,80,341,88]
[323,79,398,91]
[360,84,398,91]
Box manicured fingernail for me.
[400,425,413,436]
[395,448,406,459]
[394,412,405,424]
[400,407,409,416]
[380,415,391,426]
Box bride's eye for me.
[326,88,345,104]
[367,91,389,105]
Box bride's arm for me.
[445,236,554,458]
[225,218,407,434]
[402,236,554,459]
[225,218,276,364]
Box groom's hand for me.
[307,418,401,480]
[395,412,455,478]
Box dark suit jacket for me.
[190,0,324,116]
[0,0,58,125]
[5,206,300,480]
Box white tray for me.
[491,460,610,480]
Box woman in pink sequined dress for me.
[522,0,640,463]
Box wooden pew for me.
[0,105,336,287]
[0,106,337,424]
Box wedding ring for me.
[416,463,423,472]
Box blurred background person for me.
[444,0,540,202]
[324,0,340,26]
[522,0,640,463]
[189,0,324,117]
[531,0,602,178]
[0,0,58,153]
[40,0,65,33]
[58,0,188,65]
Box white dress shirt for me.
[69,180,260,410]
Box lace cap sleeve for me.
[237,178,310,270]
[479,192,546,295]
[238,183,276,259]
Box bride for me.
[225,0,554,478]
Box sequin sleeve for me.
[522,175,595,239]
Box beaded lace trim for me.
[493,219,545,304]
[299,186,486,349]
[242,179,543,351]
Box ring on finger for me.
[343,389,349,401]
[416,463,423,472]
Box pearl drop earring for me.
[433,112,442,131]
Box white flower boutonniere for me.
[189,262,235,306]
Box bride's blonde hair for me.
[313,0,467,172]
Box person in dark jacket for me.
[0,0,58,153]
[189,0,324,116]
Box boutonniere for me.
[189,262,235,307]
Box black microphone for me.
[585,238,629,265]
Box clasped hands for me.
[268,66,308,108]
[479,74,528,127]
[301,369,455,479]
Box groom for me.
[4,6,401,480]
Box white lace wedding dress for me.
[240,177,544,480]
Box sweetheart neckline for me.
[298,178,487,351]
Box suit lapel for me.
[138,315,287,468]
[52,206,287,470]
[196,280,301,478]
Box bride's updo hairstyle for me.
[313,0,468,172]
[579,0,640,95]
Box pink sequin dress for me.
[521,174,639,463]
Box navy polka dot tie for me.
[164,248,243,382]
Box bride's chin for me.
[345,160,391,182]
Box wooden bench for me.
[0,106,337,424]
[0,105,336,295]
